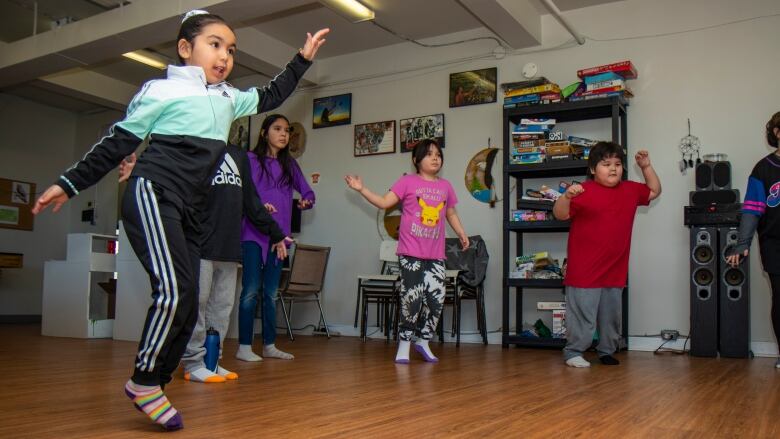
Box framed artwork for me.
[399,113,445,153]
[354,120,395,157]
[449,67,497,107]
[0,178,36,230]
[313,93,352,129]
[228,116,250,149]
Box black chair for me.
[444,236,489,346]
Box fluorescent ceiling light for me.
[319,0,375,23]
[122,50,167,70]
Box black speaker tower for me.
[718,227,750,358]
[685,160,751,358]
[689,227,719,357]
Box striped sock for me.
[124,380,183,431]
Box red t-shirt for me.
[564,179,651,288]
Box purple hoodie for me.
[241,153,315,262]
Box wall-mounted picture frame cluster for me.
[354,120,395,157]
[449,67,497,108]
[313,93,352,129]
[399,113,445,153]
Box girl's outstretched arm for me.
[345,175,399,210]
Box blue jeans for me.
[238,242,284,346]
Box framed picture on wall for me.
[354,120,395,157]
[228,116,250,149]
[399,113,445,153]
[449,67,497,108]
[313,93,352,129]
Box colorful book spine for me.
[582,71,623,85]
[586,79,624,91]
[505,93,542,104]
[504,83,561,98]
[568,90,626,102]
[577,85,626,97]
[521,118,556,125]
[577,60,637,79]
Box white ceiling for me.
[0,0,622,113]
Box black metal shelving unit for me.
[502,96,629,349]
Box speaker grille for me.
[712,162,731,189]
[724,268,744,286]
[693,245,714,264]
[694,268,714,286]
[696,163,712,190]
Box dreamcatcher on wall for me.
[678,118,701,175]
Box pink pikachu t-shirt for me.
[390,174,458,260]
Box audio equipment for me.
[689,189,740,207]
[695,161,732,191]
[718,227,750,358]
[689,226,719,357]
[684,203,741,226]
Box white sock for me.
[395,340,411,363]
[236,344,262,362]
[186,367,225,383]
[414,339,438,361]
[263,344,294,360]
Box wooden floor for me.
[0,324,779,438]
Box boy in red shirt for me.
[553,142,661,367]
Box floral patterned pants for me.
[398,255,446,341]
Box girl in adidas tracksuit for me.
[33,9,328,431]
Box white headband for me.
[182,9,209,23]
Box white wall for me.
[0,92,123,316]
[236,0,780,347]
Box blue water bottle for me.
[204,327,220,372]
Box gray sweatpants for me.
[181,259,239,372]
[562,286,622,360]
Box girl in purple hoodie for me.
[237,114,315,362]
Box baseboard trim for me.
[628,336,778,357]
[0,315,41,324]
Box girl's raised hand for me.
[564,183,584,199]
[32,185,68,215]
[300,28,330,61]
[264,202,277,214]
[635,150,651,169]
[298,199,312,209]
[344,175,363,192]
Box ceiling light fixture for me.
[122,50,168,70]
[319,0,375,23]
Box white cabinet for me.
[41,233,117,338]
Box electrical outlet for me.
[661,329,679,341]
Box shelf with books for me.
[506,220,569,233]
[507,278,564,289]
[505,96,628,124]
[516,199,555,211]
[502,93,629,350]
[508,160,588,179]
[504,335,567,349]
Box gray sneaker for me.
[775,358,780,369]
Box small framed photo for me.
[449,67,497,107]
[399,113,445,153]
[354,121,395,157]
[228,116,251,149]
[313,93,352,129]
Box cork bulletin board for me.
[0,178,36,231]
